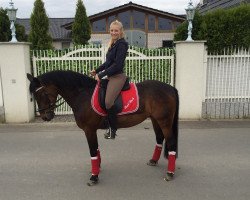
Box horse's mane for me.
[38,70,97,89]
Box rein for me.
[36,97,64,112]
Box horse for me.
[27,70,179,186]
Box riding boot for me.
[104,106,117,139]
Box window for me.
[125,30,146,47]
[118,11,130,29]
[92,19,106,32]
[162,40,173,48]
[148,14,155,31]
[132,11,145,30]
[158,17,172,31]
[108,15,116,27]
[62,42,70,49]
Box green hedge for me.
[174,4,250,53]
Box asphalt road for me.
[0,120,250,200]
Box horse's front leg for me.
[84,128,101,186]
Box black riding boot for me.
[104,106,117,139]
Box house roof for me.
[16,1,185,41]
[198,0,248,14]
[90,1,185,20]
[62,1,185,30]
[16,18,74,41]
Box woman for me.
[90,20,128,139]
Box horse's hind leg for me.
[165,131,177,181]
[147,118,164,166]
[153,118,177,181]
[159,123,177,181]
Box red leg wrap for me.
[167,152,176,174]
[97,149,101,167]
[91,157,100,175]
[152,144,162,161]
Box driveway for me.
[0,120,249,200]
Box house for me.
[17,1,185,49]
[198,0,249,14]
[16,18,74,49]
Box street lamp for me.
[185,0,195,41]
[6,0,18,42]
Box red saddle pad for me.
[91,82,139,116]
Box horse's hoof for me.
[164,172,174,181]
[87,181,98,186]
[147,159,158,166]
[87,175,99,186]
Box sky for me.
[0,0,201,18]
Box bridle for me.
[34,86,65,112]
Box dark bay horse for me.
[27,70,179,186]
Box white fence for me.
[206,48,250,101]
[32,45,174,115]
[203,48,250,118]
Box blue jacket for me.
[96,38,128,79]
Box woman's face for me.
[110,24,121,41]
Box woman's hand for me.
[95,74,100,82]
[90,70,96,76]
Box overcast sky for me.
[0,0,201,18]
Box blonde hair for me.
[108,20,125,49]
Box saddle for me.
[98,78,130,113]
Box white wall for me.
[175,41,207,119]
[0,69,3,107]
[0,42,35,123]
[90,34,110,46]
[52,41,74,50]
[90,32,175,48]
[148,32,175,48]
[52,41,62,49]
[0,41,208,122]
[0,69,4,122]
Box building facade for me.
[64,2,185,48]
[17,2,185,49]
[198,0,249,14]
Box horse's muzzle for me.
[41,111,55,121]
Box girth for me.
[98,78,130,112]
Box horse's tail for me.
[164,87,179,159]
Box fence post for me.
[175,41,207,119]
[0,42,34,123]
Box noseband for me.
[35,86,64,112]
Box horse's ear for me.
[27,73,41,86]
[27,73,34,82]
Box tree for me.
[15,23,28,41]
[0,8,11,41]
[29,0,53,50]
[72,0,91,46]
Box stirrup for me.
[104,128,117,139]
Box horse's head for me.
[27,73,58,121]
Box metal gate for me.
[203,48,250,118]
[32,45,175,115]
